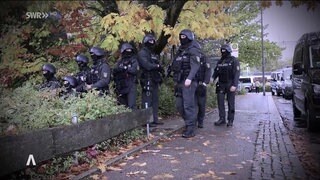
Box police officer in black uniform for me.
[74,54,91,93]
[171,29,201,138]
[195,47,212,128]
[113,43,138,109]
[38,63,61,90]
[138,34,164,127]
[87,46,111,96]
[212,44,240,127]
[60,75,78,99]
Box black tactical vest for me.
[172,51,191,83]
[217,56,235,83]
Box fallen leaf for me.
[192,173,213,178]
[118,162,127,167]
[132,162,147,167]
[142,150,161,153]
[152,173,174,179]
[221,171,237,175]
[205,159,215,164]
[97,164,106,173]
[161,154,172,157]
[175,147,185,150]
[125,156,135,160]
[127,171,148,176]
[234,164,243,169]
[170,160,180,164]
[106,166,122,171]
[228,154,238,157]
[203,140,211,146]
[90,175,100,180]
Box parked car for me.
[270,71,282,96]
[292,31,320,131]
[280,67,293,99]
[238,76,253,93]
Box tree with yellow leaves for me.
[99,1,238,54]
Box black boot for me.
[197,121,204,128]
[214,119,226,126]
[182,126,195,138]
[227,120,233,127]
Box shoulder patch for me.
[103,73,108,78]
[237,66,240,71]
[206,63,210,68]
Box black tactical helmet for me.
[42,63,56,74]
[62,76,78,88]
[179,29,195,41]
[220,44,232,53]
[120,43,134,54]
[143,34,156,44]
[75,54,89,64]
[89,46,106,56]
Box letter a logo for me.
[26,154,36,166]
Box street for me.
[89,93,320,180]
[272,95,320,179]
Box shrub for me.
[0,82,130,135]
[206,84,217,109]
[158,79,176,117]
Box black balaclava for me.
[221,48,230,58]
[180,36,191,46]
[63,80,71,90]
[43,71,54,81]
[122,48,134,58]
[77,62,88,71]
[145,39,156,50]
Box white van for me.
[238,76,254,92]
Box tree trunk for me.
[155,0,187,54]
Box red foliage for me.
[0,68,20,87]
[47,44,87,59]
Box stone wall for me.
[0,109,152,177]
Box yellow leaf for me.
[90,175,100,180]
[97,163,106,173]
[203,140,211,146]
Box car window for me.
[310,45,320,68]
[239,78,251,83]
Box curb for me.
[72,110,216,180]
[72,121,184,180]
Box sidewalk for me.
[74,93,306,179]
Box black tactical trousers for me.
[142,82,159,123]
[216,83,235,122]
[195,84,207,126]
[176,81,198,128]
[118,83,137,109]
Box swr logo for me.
[26,12,49,19]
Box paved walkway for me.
[76,93,306,179]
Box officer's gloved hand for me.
[185,79,191,87]
[230,86,237,92]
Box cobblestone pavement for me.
[86,93,307,179]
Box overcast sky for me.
[263,1,320,61]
